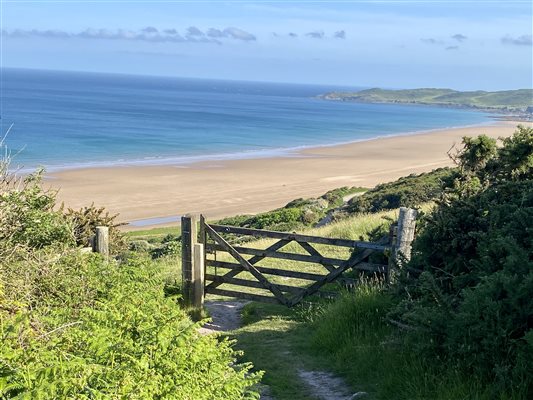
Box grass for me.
[129,204,513,399]
[226,285,520,400]
[230,302,340,400]
[125,225,180,242]
[303,285,523,400]
[322,88,533,110]
[198,203,520,399]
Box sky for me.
[1,0,532,90]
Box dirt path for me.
[298,370,367,400]
[199,299,365,400]
[198,300,248,334]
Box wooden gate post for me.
[94,226,109,260]
[388,207,417,282]
[181,214,198,307]
[193,243,205,308]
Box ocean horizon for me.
[2,68,494,172]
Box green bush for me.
[218,204,305,232]
[0,167,262,398]
[347,168,456,214]
[393,127,533,395]
[64,203,127,254]
[1,255,261,399]
[217,186,366,232]
[0,172,74,250]
[129,239,154,252]
[318,186,366,208]
[150,235,181,258]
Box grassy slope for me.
[232,291,508,400]
[321,88,533,110]
[215,208,516,400]
[178,207,512,400]
[220,210,398,400]
[127,204,518,399]
[127,210,399,399]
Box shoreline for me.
[47,120,530,230]
[29,120,498,174]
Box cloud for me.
[206,28,224,38]
[501,34,532,46]
[117,50,186,58]
[186,26,204,37]
[3,26,256,43]
[76,28,189,42]
[451,33,467,42]
[142,26,158,33]
[205,27,256,41]
[5,29,71,38]
[306,31,324,39]
[272,32,298,38]
[223,27,256,41]
[421,38,443,45]
[333,30,346,39]
[446,46,459,50]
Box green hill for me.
[320,87,533,112]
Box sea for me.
[1,68,494,171]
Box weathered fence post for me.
[193,243,205,308]
[94,226,109,260]
[388,207,417,282]
[181,214,198,307]
[198,215,207,292]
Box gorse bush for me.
[393,126,533,395]
[64,203,127,253]
[0,171,74,251]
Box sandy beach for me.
[47,121,529,229]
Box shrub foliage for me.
[0,168,261,398]
[64,203,127,253]
[347,167,456,214]
[393,126,533,394]
[218,186,365,231]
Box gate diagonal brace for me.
[296,241,336,272]
[205,238,292,290]
[289,248,375,306]
[204,225,290,306]
[289,235,390,306]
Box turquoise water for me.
[2,68,493,171]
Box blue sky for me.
[2,0,532,90]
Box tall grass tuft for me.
[308,281,522,399]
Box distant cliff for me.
[319,88,533,117]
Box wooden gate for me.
[181,208,417,308]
